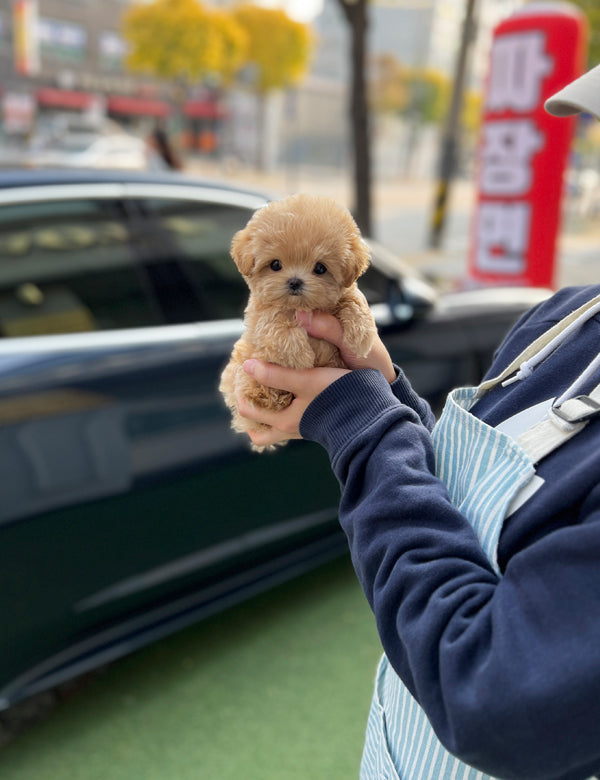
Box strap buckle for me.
[552,395,600,424]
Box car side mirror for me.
[387,280,415,322]
[387,277,436,323]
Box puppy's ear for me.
[230,227,255,277]
[342,234,371,287]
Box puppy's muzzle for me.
[287,277,304,296]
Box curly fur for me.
[219,193,377,451]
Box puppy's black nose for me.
[287,278,304,293]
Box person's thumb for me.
[296,311,344,348]
[242,359,299,394]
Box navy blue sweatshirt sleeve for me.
[390,365,436,431]
[300,356,600,779]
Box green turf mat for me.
[0,556,382,780]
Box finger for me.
[242,359,306,395]
[237,394,288,428]
[298,311,367,369]
[248,427,301,448]
[296,311,344,348]
[238,395,304,438]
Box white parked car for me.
[24,132,165,171]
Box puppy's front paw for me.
[342,321,377,359]
[231,368,293,452]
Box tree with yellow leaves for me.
[123,0,247,85]
[232,4,312,92]
[211,7,249,85]
[231,4,312,168]
[123,1,311,168]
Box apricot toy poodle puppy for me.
[219,193,377,450]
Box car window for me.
[0,198,163,336]
[139,197,253,321]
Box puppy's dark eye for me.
[270,259,282,271]
[313,262,327,275]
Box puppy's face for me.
[246,252,341,311]
[231,194,370,312]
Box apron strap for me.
[476,293,600,398]
[517,381,600,463]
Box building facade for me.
[0,0,221,148]
[0,0,526,172]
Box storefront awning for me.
[183,100,224,119]
[36,88,95,110]
[107,95,171,117]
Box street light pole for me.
[428,0,478,248]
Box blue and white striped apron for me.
[360,292,600,780]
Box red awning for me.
[36,88,95,110]
[107,95,171,117]
[183,100,223,119]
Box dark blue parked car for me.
[0,169,550,709]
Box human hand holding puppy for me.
[220,193,384,451]
[296,309,395,380]
[237,310,396,449]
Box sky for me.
[254,0,325,23]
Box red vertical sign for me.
[468,3,588,288]
[13,0,39,76]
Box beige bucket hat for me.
[545,63,600,119]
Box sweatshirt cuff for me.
[300,368,411,454]
[390,365,436,430]
[391,364,419,405]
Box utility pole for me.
[428,0,478,248]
